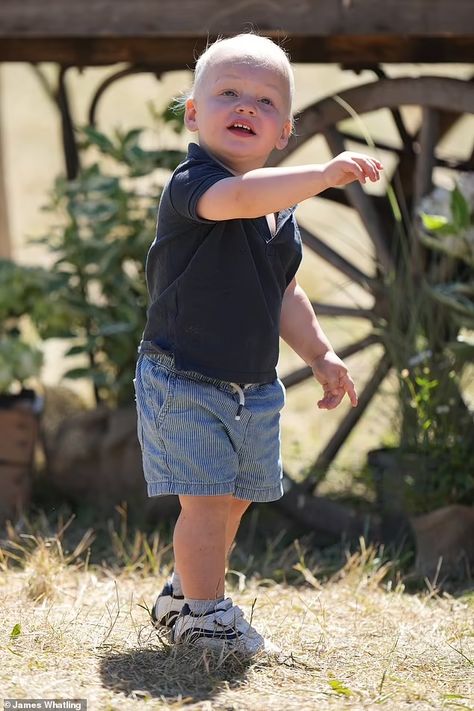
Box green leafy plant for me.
[0,336,42,395]
[420,183,471,237]
[419,181,474,325]
[0,261,50,394]
[374,176,474,513]
[0,117,185,404]
[0,256,77,394]
[390,177,474,509]
[30,124,186,406]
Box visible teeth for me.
[233,123,251,131]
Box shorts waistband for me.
[138,341,261,394]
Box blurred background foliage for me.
[0,97,472,520]
[0,117,185,404]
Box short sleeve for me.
[169,157,231,223]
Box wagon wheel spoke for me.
[319,187,350,207]
[323,126,394,274]
[320,191,396,230]
[338,130,406,156]
[389,108,413,155]
[469,144,474,171]
[311,302,379,323]
[316,104,468,167]
[413,96,472,150]
[282,333,381,389]
[371,67,414,154]
[414,108,440,204]
[301,354,392,493]
[414,110,474,174]
[436,109,467,143]
[397,108,472,209]
[339,129,472,171]
[299,226,377,292]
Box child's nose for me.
[236,102,256,115]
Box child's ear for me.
[275,119,292,150]
[184,98,199,132]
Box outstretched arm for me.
[197,152,382,221]
[280,278,358,410]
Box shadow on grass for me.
[99,640,253,703]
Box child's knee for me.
[179,494,234,519]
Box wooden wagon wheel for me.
[270,75,474,497]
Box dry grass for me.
[0,517,473,711]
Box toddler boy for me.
[135,33,382,655]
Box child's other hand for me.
[311,350,358,410]
[323,151,383,189]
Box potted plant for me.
[0,259,48,524]
[369,176,474,574]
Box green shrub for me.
[1,123,185,404]
[0,260,51,393]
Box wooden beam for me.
[1,1,473,37]
[0,74,11,259]
[0,36,473,66]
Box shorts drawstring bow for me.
[230,382,251,420]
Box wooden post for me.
[0,71,11,259]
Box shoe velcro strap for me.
[214,605,248,629]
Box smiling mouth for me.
[227,122,256,136]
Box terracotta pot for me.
[0,390,40,525]
[411,505,474,579]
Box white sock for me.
[170,570,183,596]
[186,597,224,615]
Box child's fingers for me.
[368,159,382,182]
[317,385,344,410]
[367,160,380,182]
[347,154,383,183]
[317,395,341,409]
[355,157,380,183]
[317,374,358,410]
[342,373,358,407]
[348,159,366,182]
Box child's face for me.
[185,49,292,173]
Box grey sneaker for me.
[151,582,185,629]
[172,597,280,656]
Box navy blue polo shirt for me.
[141,143,302,383]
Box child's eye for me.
[222,90,237,97]
[259,97,273,106]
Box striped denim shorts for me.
[133,348,286,502]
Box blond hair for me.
[188,33,295,120]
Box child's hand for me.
[311,350,358,410]
[323,151,383,189]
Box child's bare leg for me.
[170,497,251,599]
[173,494,233,599]
[225,498,252,557]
